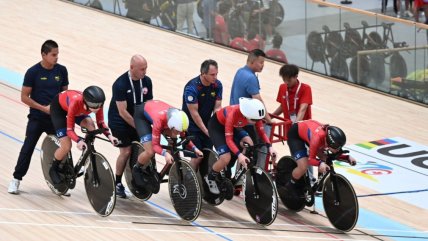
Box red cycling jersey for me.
[216,105,270,156]
[297,120,329,166]
[58,90,109,142]
[143,100,195,156]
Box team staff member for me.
[230,49,272,124]
[204,98,277,194]
[132,100,203,193]
[49,86,118,187]
[108,54,153,198]
[272,64,312,122]
[230,49,272,177]
[182,59,222,170]
[272,64,314,182]
[8,40,69,195]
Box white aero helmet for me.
[167,108,189,132]
[239,97,266,120]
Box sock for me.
[52,159,61,169]
[116,175,122,185]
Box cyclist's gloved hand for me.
[237,153,249,169]
[77,139,87,151]
[348,156,357,166]
[318,161,330,173]
[108,135,119,146]
[164,152,174,164]
[269,146,277,165]
[194,148,203,157]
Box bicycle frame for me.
[233,143,269,196]
[308,149,350,207]
[71,128,108,184]
[158,136,195,182]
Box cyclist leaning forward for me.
[49,86,118,187]
[132,100,203,193]
[279,119,356,198]
[204,97,278,194]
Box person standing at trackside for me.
[230,49,272,124]
[176,0,196,35]
[8,40,69,195]
[280,120,356,198]
[48,86,118,188]
[230,49,272,172]
[108,55,153,198]
[182,59,223,170]
[271,64,315,183]
[272,64,312,123]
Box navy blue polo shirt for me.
[182,76,223,132]
[108,71,153,130]
[23,63,69,119]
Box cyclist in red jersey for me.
[49,86,118,186]
[282,120,356,195]
[132,100,203,193]
[204,97,278,194]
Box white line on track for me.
[0,220,374,240]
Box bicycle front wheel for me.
[84,152,116,217]
[323,173,359,232]
[244,167,278,226]
[168,159,202,221]
[40,135,70,195]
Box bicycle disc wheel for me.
[365,31,383,50]
[390,53,407,79]
[84,152,116,217]
[326,31,344,58]
[169,159,202,221]
[270,1,284,27]
[275,156,305,212]
[40,135,69,195]
[350,55,370,84]
[244,167,278,226]
[369,54,385,86]
[322,173,359,232]
[307,31,325,63]
[124,141,154,200]
[343,28,363,58]
[330,55,349,81]
[199,149,226,206]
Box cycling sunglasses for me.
[85,100,103,109]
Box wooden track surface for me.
[0,1,427,240]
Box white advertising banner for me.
[335,137,428,210]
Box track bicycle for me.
[200,142,278,226]
[124,136,202,221]
[40,128,116,217]
[276,149,359,232]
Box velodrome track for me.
[0,1,427,240]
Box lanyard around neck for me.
[285,81,302,112]
[128,71,143,105]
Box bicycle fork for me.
[90,153,100,187]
